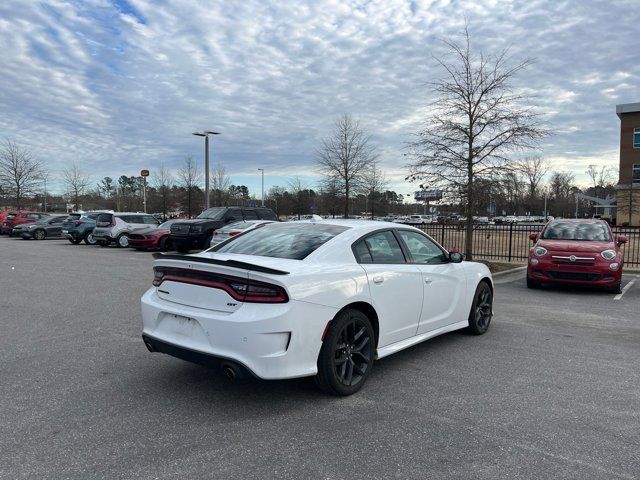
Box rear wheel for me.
[467,281,493,335]
[316,309,374,396]
[84,232,97,245]
[116,234,129,248]
[34,229,46,240]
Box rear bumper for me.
[1,226,13,235]
[140,288,336,380]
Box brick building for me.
[615,102,640,225]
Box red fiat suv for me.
[527,219,627,293]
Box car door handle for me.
[424,277,433,284]
[373,276,384,285]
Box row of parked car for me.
[0,207,280,253]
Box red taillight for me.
[152,267,288,303]
[74,221,84,227]
[229,230,241,236]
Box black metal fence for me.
[413,223,640,267]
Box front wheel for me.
[467,281,493,335]
[84,232,97,245]
[34,229,46,240]
[316,309,375,396]
[116,234,129,248]
[68,237,82,245]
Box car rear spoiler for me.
[152,253,289,275]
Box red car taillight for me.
[152,267,288,303]
[229,230,241,236]
[74,221,84,227]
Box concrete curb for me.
[491,266,527,277]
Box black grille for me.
[170,224,190,235]
[546,270,601,281]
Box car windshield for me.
[197,208,227,220]
[542,221,611,241]
[214,223,349,260]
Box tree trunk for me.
[465,156,474,261]
[344,182,349,219]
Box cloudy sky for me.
[0,0,638,198]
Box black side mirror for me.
[449,252,463,263]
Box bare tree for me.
[152,162,174,217]
[287,175,309,220]
[517,156,549,200]
[362,162,388,219]
[62,163,90,211]
[317,114,378,218]
[0,140,44,210]
[406,26,548,259]
[211,162,230,206]
[178,156,201,217]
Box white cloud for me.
[0,0,638,195]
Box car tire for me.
[158,236,170,251]
[116,234,129,248]
[84,232,97,245]
[98,241,109,247]
[466,281,493,335]
[526,276,540,289]
[34,229,46,240]
[608,281,622,294]
[315,309,375,396]
[69,237,82,245]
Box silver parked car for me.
[209,220,276,247]
[92,212,160,248]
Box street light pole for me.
[193,130,221,210]
[258,168,264,207]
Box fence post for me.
[441,222,445,245]
[507,222,514,262]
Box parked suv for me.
[92,212,160,248]
[2,212,48,236]
[62,211,108,245]
[169,207,278,253]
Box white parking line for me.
[614,277,637,301]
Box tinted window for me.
[243,209,259,220]
[215,223,349,260]
[362,231,406,264]
[158,220,177,229]
[197,208,226,220]
[142,215,159,225]
[225,209,242,222]
[353,240,373,263]
[65,214,81,221]
[95,213,113,226]
[119,215,144,224]
[257,209,278,220]
[397,230,447,264]
[50,217,65,224]
[542,221,611,241]
[27,213,40,219]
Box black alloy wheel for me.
[316,309,374,396]
[467,281,493,335]
[34,229,46,240]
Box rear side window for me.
[257,209,278,220]
[353,240,373,263]
[95,213,113,226]
[119,215,144,224]
[225,209,242,223]
[215,223,349,260]
[359,231,406,264]
[243,209,259,220]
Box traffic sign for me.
[140,169,149,177]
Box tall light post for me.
[258,168,264,207]
[192,130,221,209]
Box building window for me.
[633,164,640,184]
[635,128,640,149]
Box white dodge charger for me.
[141,219,493,395]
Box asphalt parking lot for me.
[1,236,639,479]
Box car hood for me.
[536,239,614,253]
[136,227,169,235]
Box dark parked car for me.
[62,211,107,245]
[169,207,278,253]
[18,215,66,240]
